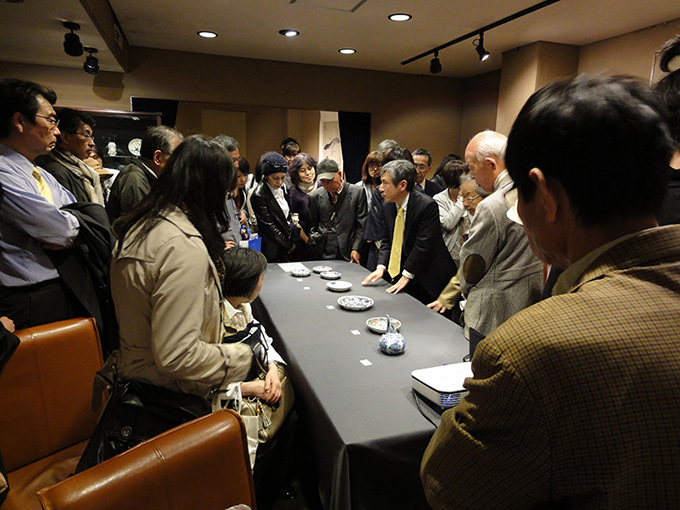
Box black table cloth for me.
[252,261,468,510]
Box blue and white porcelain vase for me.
[379,315,406,355]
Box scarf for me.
[298,180,317,195]
[50,147,105,205]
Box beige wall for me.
[0,47,463,163]
[579,18,680,83]
[496,42,579,135]
[459,70,501,154]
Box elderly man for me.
[35,108,104,205]
[0,79,82,329]
[308,158,367,263]
[421,75,680,508]
[362,159,455,304]
[106,125,182,221]
[444,130,543,338]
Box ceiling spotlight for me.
[388,13,412,22]
[63,21,83,57]
[474,32,491,61]
[279,29,299,37]
[197,31,218,39]
[338,48,356,55]
[83,47,99,75]
[430,51,442,74]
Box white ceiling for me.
[1,0,679,78]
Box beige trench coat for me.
[110,206,251,397]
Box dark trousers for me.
[0,278,81,330]
[253,410,298,510]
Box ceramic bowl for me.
[320,271,341,280]
[366,317,401,333]
[327,281,352,292]
[337,295,374,311]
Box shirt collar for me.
[0,142,35,177]
[399,192,410,211]
[552,228,654,295]
[493,170,510,191]
[267,182,284,197]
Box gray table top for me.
[257,260,469,445]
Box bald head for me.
[465,130,507,192]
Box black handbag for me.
[75,377,211,474]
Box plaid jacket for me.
[421,225,680,509]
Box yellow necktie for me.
[388,205,404,279]
[32,167,54,204]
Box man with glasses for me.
[0,79,82,329]
[36,107,104,205]
[412,148,444,197]
[106,125,182,221]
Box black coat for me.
[379,189,456,301]
[250,182,294,262]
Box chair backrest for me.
[0,318,104,471]
[36,410,257,510]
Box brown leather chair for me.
[0,318,104,510]
[36,409,257,510]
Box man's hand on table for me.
[386,275,410,294]
[349,250,361,264]
[427,300,449,314]
[362,267,385,286]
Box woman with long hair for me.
[357,150,383,206]
[110,135,252,398]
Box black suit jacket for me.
[378,189,456,300]
[418,179,444,198]
[251,182,294,262]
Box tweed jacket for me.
[250,182,294,262]
[378,189,456,299]
[111,206,252,397]
[459,171,543,337]
[308,181,368,261]
[421,225,680,509]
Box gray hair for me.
[470,130,507,162]
[376,138,399,155]
[214,135,239,152]
[380,159,416,191]
[460,174,489,197]
[140,125,183,160]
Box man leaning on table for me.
[361,159,455,304]
[420,75,680,508]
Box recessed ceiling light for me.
[279,29,300,37]
[197,31,218,39]
[388,13,412,22]
[338,48,356,55]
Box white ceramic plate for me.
[366,317,402,333]
[326,281,352,292]
[313,265,333,273]
[320,271,341,280]
[128,138,142,156]
[337,295,374,311]
[291,268,311,277]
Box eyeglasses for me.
[462,195,480,202]
[415,164,428,171]
[71,131,94,141]
[34,115,60,130]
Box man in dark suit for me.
[412,149,444,197]
[308,158,367,263]
[362,159,455,304]
[422,75,680,508]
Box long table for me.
[252,260,469,510]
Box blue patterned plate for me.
[327,281,352,292]
[313,265,333,273]
[321,271,341,280]
[337,295,374,311]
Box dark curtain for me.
[338,111,371,184]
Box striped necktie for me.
[388,205,404,279]
[32,167,54,204]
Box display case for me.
[57,108,161,170]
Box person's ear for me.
[399,180,408,192]
[484,156,497,173]
[527,168,558,223]
[11,112,26,134]
[152,149,164,167]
